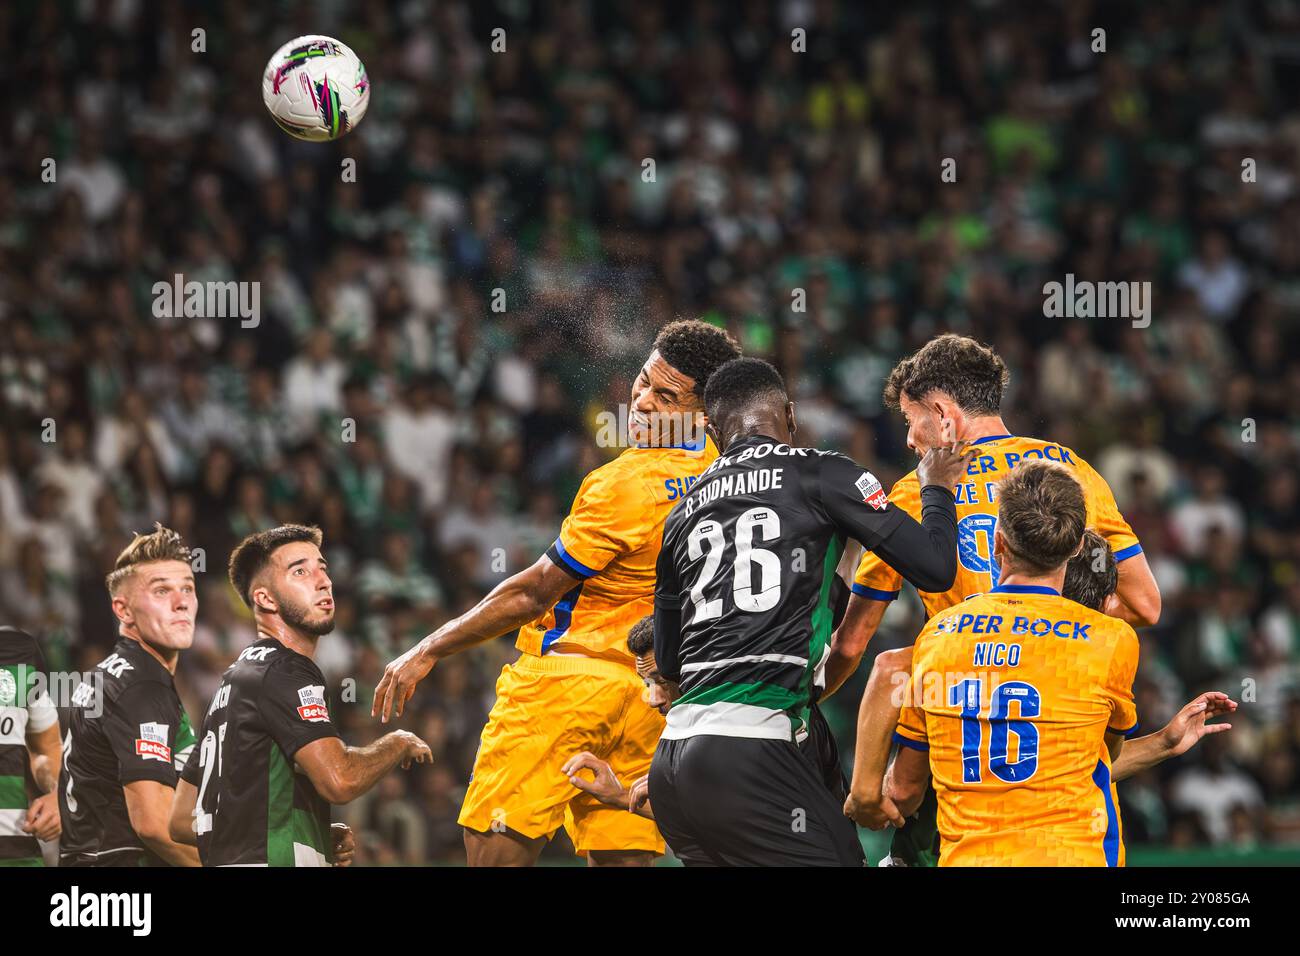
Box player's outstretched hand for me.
[1161,691,1236,758]
[331,823,356,867]
[373,641,436,723]
[844,788,905,830]
[21,791,61,842]
[562,751,627,809]
[394,730,433,770]
[916,429,975,492]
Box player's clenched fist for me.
[331,823,356,867]
[372,641,437,723]
[393,730,433,769]
[844,788,905,830]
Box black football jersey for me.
[181,637,339,866]
[655,435,958,741]
[58,637,191,865]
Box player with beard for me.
[59,525,201,866]
[169,525,430,866]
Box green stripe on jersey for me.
[673,681,806,711]
[267,742,294,866]
[266,743,330,866]
[0,776,25,811]
[0,857,43,867]
[798,534,844,729]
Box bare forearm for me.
[1115,556,1161,628]
[30,754,58,793]
[848,667,901,798]
[423,577,550,661]
[1112,732,1166,781]
[28,727,61,792]
[336,734,411,802]
[884,762,926,817]
[822,648,862,699]
[823,598,887,699]
[141,831,201,866]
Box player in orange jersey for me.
[828,335,1162,860]
[863,461,1138,864]
[373,320,740,866]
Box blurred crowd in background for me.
[1,0,1299,863]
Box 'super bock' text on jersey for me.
[182,637,339,866]
[59,637,193,866]
[854,434,1141,614]
[656,436,942,740]
[0,628,57,866]
[896,585,1140,866]
[518,437,717,665]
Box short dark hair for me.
[653,320,742,403]
[996,461,1086,575]
[883,334,1009,416]
[627,615,654,657]
[1063,529,1117,611]
[228,524,323,607]
[703,357,787,427]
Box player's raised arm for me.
[1111,550,1162,628]
[817,445,969,596]
[817,445,969,693]
[1076,457,1162,627]
[372,553,578,722]
[1112,692,1236,781]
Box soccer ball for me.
[262,35,370,142]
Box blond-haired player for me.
[58,524,200,866]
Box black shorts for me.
[649,734,865,867]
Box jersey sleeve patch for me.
[855,471,889,511]
[135,722,172,762]
[296,685,331,723]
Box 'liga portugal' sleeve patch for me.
[296,685,330,722]
[135,722,172,762]
[855,471,888,510]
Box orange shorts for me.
[458,652,665,856]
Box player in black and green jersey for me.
[0,627,61,866]
[650,358,970,865]
[171,525,430,866]
[58,525,201,867]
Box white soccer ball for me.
[262,35,370,142]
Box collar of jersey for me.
[991,583,1060,596]
[724,433,784,449]
[970,433,1013,445]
